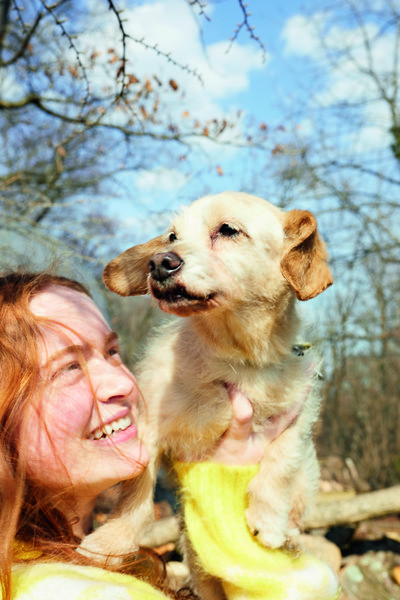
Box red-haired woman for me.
[0,271,339,600]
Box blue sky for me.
[0,0,396,344]
[49,0,395,260]
[76,0,321,237]
[196,0,309,119]
[4,0,393,250]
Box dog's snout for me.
[148,252,183,282]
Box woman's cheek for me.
[51,382,92,431]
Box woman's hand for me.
[210,384,303,465]
[210,385,267,465]
[177,384,303,465]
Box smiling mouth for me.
[89,415,132,440]
[151,282,216,305]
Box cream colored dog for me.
[82,191,333,596]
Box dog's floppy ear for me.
[103,235,166,296]
[280,209,333,301]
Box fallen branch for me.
[304,485,400,529]
[134,485,400,548]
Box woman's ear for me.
[280,209,333,301]
[103,235,166,297]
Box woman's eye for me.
[218,223,239,237]
[107,346,122,362]
[52,361,81,380]
[169,232,177,243]
[61,361,80,373]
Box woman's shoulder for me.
[11,560,168,600]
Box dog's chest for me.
[174,330,310,418]
[223,359,309,419]
[139,321,310,425]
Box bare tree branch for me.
[0,0,11,45]
[41,0,91,111]
[187,0,211,22]
[0,3,43,66]
[107,0,128,98]
[227,0,267,61]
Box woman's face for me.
[21,284,149,500]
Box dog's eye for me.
[218,223,239,238]
[169,232,177,243]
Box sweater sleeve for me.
[174,462,340,600]
[11,561,170,600]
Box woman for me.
[0,271,340,600]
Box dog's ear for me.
[280,209,333,301]
[103,235,166,296]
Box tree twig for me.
[227,0,267,62]
[107,0,128,98]
[41,0,91,113]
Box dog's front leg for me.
[79,450,159,563]
[245,425,305,550]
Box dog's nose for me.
[148,252,183,282]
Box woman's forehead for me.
[29,284,109,344]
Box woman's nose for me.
[92,359,137,404]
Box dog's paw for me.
[78,521,137,566]
[245,508,287,549]
[78,533,120,565]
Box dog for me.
[81,191,333,597]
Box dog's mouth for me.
[150,281,218,315]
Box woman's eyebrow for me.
[42,332,119,368]
[105,331,119,346]
[42,344,85,369]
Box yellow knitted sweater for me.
[175,462,340,600]
[10,463,340,600]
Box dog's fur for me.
[81,191,333,598]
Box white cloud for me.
[0,68,24,102]
[282,13,326,57]
[204,40,264,99]
[135,166,188,191]
[81,0,266,120]
[282,11,395,151]
[282,12,395,105]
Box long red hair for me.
[0,271,194,600]
[0,272,96,597]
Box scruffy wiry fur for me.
[81,192,333,598]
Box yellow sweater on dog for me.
[10,463,340,600]
[174,462,340,600]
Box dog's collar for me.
[292,342,311,357]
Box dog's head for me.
[103,192,333,317]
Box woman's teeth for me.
[90,416,132,440]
